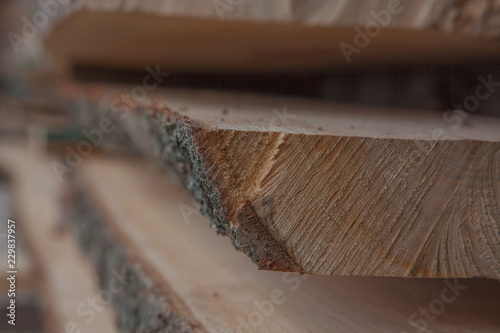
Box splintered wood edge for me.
[62,84,500,279]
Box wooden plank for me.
[0,146,118,333]
[63,84,500,279]
[0,176,35,294]
[77,155,500,333]
[45,0,500,73]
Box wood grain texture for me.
[62,84,500,279]
[77,156,500,333]
[0,146,118,333]
[45,0,500,73]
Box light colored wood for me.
[78,156,500,333]
[0,177,35,293]
[0,146,118,333]
[45,0,500,73]
[63,84,500,279]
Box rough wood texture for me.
[63,84,500,279]
[0,146,118,333]
[46,0,500,73]
[77,156,500,333]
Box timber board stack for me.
[4,0,500,332]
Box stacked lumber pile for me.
[2,0,499,332]
[2,145,500,332]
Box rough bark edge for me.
[75,187,197,333]
[123,107,301,272]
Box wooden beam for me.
[77,155,500,332]
[0,175,35,294]
[0,146,118,333]
[45,0,500,73]
[63,84,500,279]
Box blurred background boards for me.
[77,155,500,333]
[0,146,118,333]
[45,0,500,73]
[36,0,500,116]
[4,1,500,114]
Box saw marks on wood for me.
[195,128,500,277]
[62,84,500,278]
[77,156,500,333]
[250,135,500,277]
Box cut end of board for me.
[61,84,500,279]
